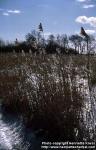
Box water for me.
[0,104,42,150]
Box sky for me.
[0,0,96,42]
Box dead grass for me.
[0,53,95,141]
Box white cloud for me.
[78,0,92,2]
[3,12,9,16]
[7,9,21,14]
[1,9,21,16]
[76,16,96,27]
[83,4,95,8]
[76,0,88,2]
[85,29,96,34]
[76,16,88,24]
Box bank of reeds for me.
[0,53,95,141]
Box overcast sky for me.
[0,0,96,41]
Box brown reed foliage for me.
[0,53,94,141]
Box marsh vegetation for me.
[0,53,96,148]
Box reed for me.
[0,53,95,141]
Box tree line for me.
[0,23,96,54]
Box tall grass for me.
[0,53,95,141]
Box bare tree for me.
[26,30,37,47]
[69,35,79,52]
[0,38,5,47]
[61,34,69,51]
[88,35,96,54]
